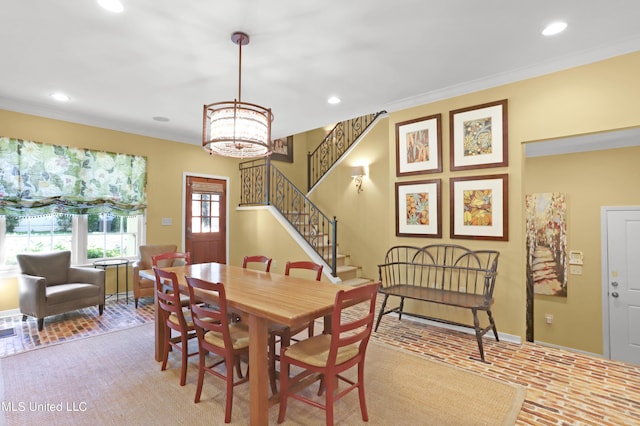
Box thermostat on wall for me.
[569,251,583,265]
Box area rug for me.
[0,298,154,357]
[0,323,525,425]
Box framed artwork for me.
[525,192,567,297]
[449,99,508,171]
[271,136,293,163]
[395,113,442,176]
[450,174,508,241]
[395,179,442,238]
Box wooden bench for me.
[375,244,500,361]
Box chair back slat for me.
[152,251,191,268]
[242,255,273,272]
[285,260,323,281]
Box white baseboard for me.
[533,339,603,359]
[0,308,20,318]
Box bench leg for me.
[398,297,405,321]
[471,309,485,362]
[487,310,499,341]
[374,294,389,332]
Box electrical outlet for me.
[570,265,583,275]
[545,314,553,324]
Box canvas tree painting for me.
[525,192,567,297]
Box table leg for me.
[247,313,269,426]
[323,314,332,334]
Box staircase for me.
[281,209,371,286]
[239,111,385,283]
[335,254,371,286]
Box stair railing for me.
[239,159,338,276]
[240,111,385,276]
[307,110,386,191]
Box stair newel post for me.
[331,216,338,277]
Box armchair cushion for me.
[139,244,178,270]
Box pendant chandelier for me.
[202,32,273,158]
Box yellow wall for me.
[1,51,639,353]
[524,146,640,352]
[304,51,640,351]
[0,110,241,308]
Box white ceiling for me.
[1,1,640,146]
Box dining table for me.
[139,262,355,426]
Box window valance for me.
[0,136,147,216]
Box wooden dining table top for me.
[140,262,354,328]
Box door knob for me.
[611,281,619,287]
[611,292,619,298]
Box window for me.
[0,213,144,270]
[191,193,220,233]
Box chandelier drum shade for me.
[203,31,274,158]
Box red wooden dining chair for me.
[185,276,250,424]
[277,282,380,426]
[268,260,323,395]
[152,251,191,306]
[153,267,198,386]
[242,255,272,272]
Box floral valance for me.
[0,137,147,216]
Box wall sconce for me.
[351,166,365,193]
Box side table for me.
[93,258,130,303]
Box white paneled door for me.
[604,207,640,364]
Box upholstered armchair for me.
[131,244,177,308]
[17,251,106,331]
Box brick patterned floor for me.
[0,295,154,357]
[2,295,640,424]
[367,302,640,426]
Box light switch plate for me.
[161,217,172,226]
[570,265,583,275]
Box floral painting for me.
[463,117,493,157]
[405,191,430,225]
[525,192,567,297]
[450,174,508,241]
[463,188,493,226]
[396,179,441,237]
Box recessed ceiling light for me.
[50,92,70,102]
[152,116,170,122]
[542,21,567,36]
[327,96,341,105]
[97,0,124,13]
